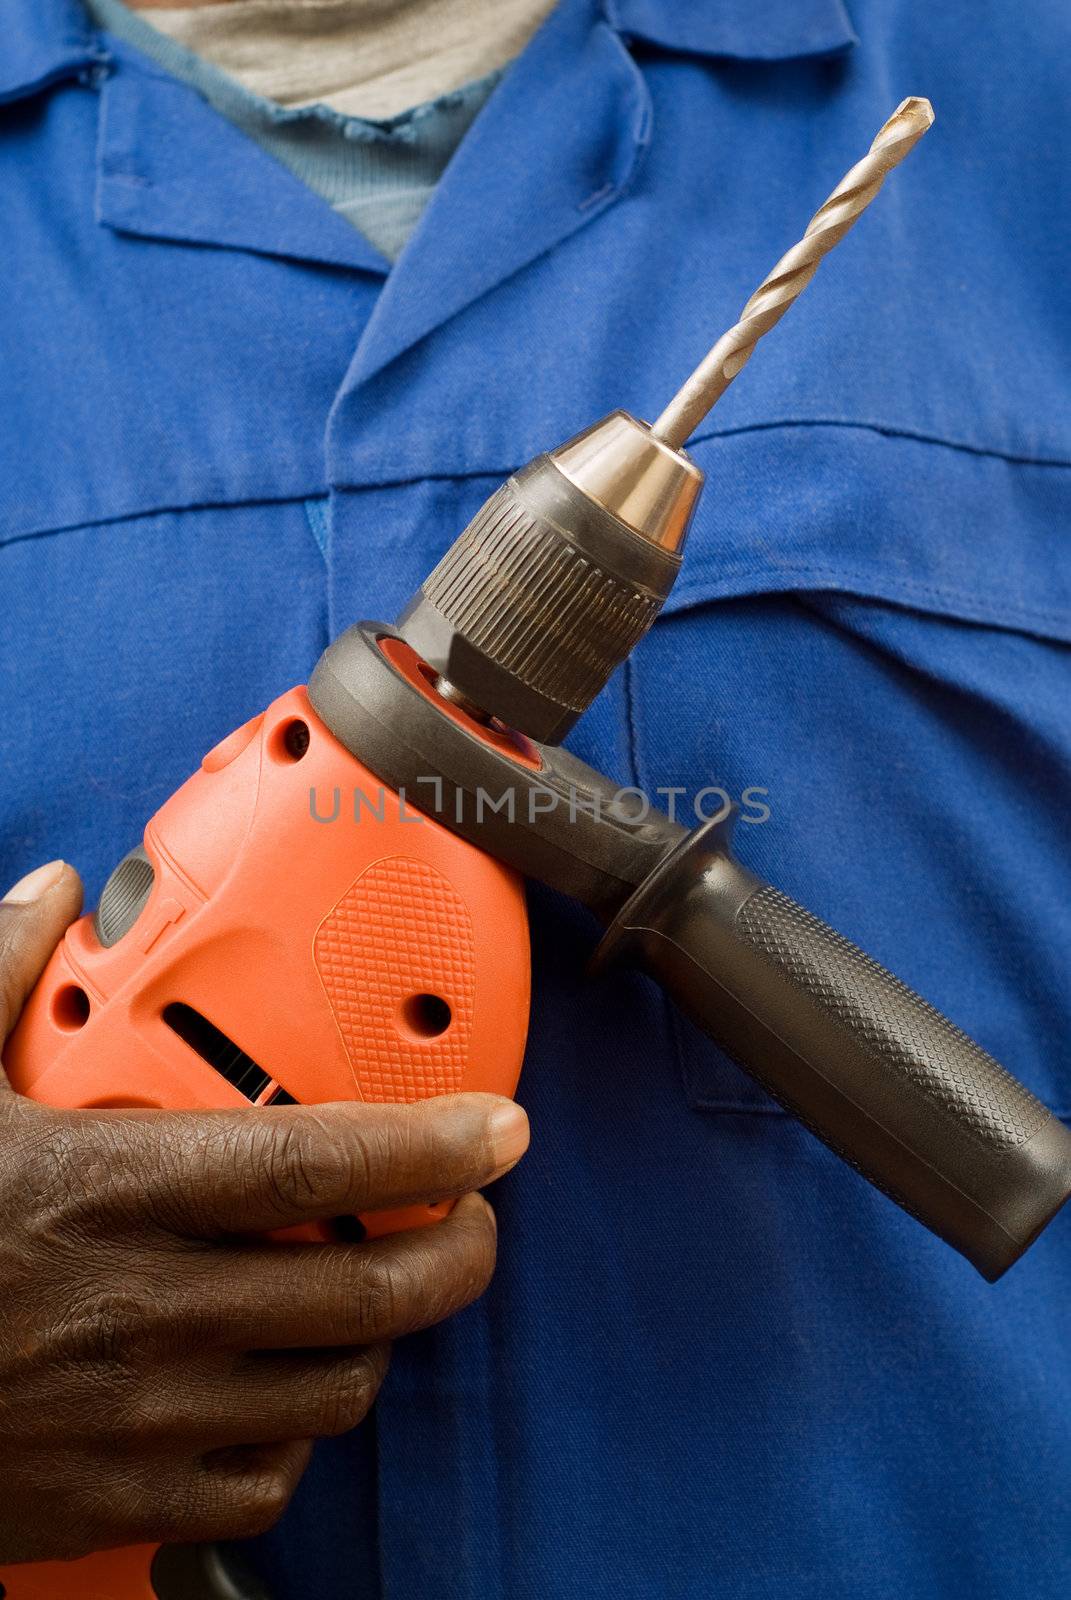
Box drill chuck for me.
[398,411,703,742]
[398,101,935,744]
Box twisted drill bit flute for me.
[651,97,934,450]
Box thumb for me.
[0,861,84,1047]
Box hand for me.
[0,861,529,1565]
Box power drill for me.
[4,100,1071,1600]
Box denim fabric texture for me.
[2,0,1070,1596]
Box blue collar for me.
[0,0,99,103]
[2,0,857,104]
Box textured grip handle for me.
[737,886,1048,1150]
[597,822,1071,1278]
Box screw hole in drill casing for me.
[53,984,90,1031]
[272,718,310,763]
[399,993,452,1039]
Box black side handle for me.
[595,819,1071,1280]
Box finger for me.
[195,1439,315,1541]
[82,1345,389,1455]
[120,1093,528,1236]
[114,1439,316,1548]
[208,1344,391,1445]
[194,1191,497,1350]
[0,860,83,1047]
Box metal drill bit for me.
[651,97,934,451]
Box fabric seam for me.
[668,567,1071,632]
[683,415,1071,470]
[4,518,1066,637]
[5,416,1071,550]
[302,495,331,567]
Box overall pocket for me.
[624,427,1071,1119]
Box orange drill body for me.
[6,685,530,1129]
[1,684,530,1600]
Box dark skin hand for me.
[0,861,529,1564]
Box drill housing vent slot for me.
[162,1003,294,1104]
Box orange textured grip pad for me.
[316,857,475,1102]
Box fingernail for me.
[488,1102,529,1173]
[3,860,65,904]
